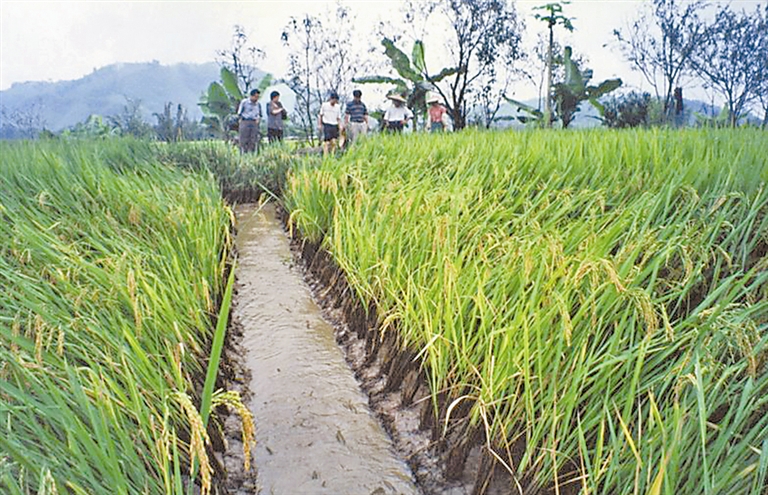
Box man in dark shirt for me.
[266,91,287,143]
[344,89,368,144]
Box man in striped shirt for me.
[344,89,368,144]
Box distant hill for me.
[0,61,299,136]
[0,61,223,132]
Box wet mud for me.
[221,203,419,495]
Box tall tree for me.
[534,2,575,127]
[282,3,370,142]
[613,0,710,121]
[471,63,521,128]
[216,25,266,94]
[398,0,523,130]
[689,4,765,127]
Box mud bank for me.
[221,203,418,495]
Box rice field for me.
[0,140,245,494]
[285,128,768,494]
[154,141,303,203]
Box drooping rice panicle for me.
[285,128,768,495]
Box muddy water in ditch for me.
[233,203,419,495]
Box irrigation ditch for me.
[213,199,524,495]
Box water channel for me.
[231,203,420,495]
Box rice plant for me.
[0,139,247,494]
[285,128,768,494]
[154,140,316,204]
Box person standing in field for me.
[344,89,368,144]
[266,91,288,143]
[237,89,262,154]
[383,93,413,133]
[318,92,341,155]
[427,94,447,133]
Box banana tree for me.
[353,38,462,129]
[505,46,621,128]
[553,46,622,128]
[534,2,575,127]
[198,67,272,140]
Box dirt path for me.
[227,202,419,495]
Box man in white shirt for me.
[383,93,413,133]
[237,89,262,154]
[318,92,341,156]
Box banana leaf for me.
[412,40,426,74]
[382,38,421,82]
[220,67,242,101]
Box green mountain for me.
[0,61,221,132]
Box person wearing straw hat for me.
[383,93,413,133]
[426,94,447,133]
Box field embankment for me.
[0,140,244,494]
[284,128,768,494]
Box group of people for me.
[237,87,449,155]
[236,88,289,154]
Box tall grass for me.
[0,139,239,494]
[154,140,314,204]
[285,128,768,494]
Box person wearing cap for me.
[318,91,342,155]
[383,93,413,133]
[266,90,288,143]
[237,89,262,154]
[344,89,369,144]
[427,94,447,133]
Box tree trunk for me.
[545,24,554,128]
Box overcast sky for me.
[1,0,764,104]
